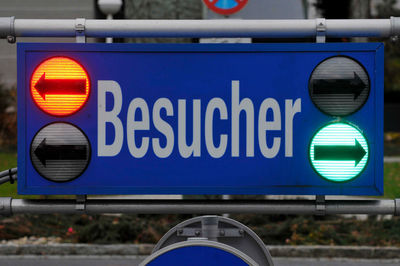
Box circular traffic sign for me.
[309,56,370,117]
[30,57,90,116]
[309,122,369,182]
[203,0,248,15]
[30,122,91,182]
[141,240,257,266]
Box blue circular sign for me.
[147,246,249,265]
[142,241,258,265]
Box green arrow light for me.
[309,122,369,182]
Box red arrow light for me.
[31,57,90,116]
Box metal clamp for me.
[395,199,400,216]
[315,195,326,216]
[0,197,12,216]
[0,16,16,43]
[75,195,87,211]
[390,16,400,41]
[75,18,86,43]
[316,18,326,43]
[176,216,244,241]
[177,227,243,238]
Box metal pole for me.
[105,14,113,43]
[1,17,400,39]
[0,198,399,216]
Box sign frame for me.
[17,43,383,195]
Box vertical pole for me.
[106,14,113,43]
[314,19,326,217]
[316,18,326,43]
[75,18,86,43]
[222,194,230,218]
[201,216,219,241]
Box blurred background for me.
[0,0,400,248]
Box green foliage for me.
[2,213,400,246]
[0,81,17,148]
[233,214,400,246]
[0,152,18,198]
[0,214,191,244]
[383,162,400,198]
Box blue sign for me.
[145,245,251,265]
[17,43,383,195]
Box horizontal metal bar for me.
[1,17,400,39]
[0,198,399,216]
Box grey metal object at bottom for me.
[150,215,274,266]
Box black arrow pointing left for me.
[34,138,87,167]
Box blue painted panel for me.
[17,43,383,195]
[147,245,249,266]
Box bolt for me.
[220,229,225,236]
[239,229,244,235]
[195,230,201,236]
[7,36,16,44]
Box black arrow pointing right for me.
[314,139,366,166]
[312,72,366,100]
[34,138,87,167]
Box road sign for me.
[203,0,248,15]
[17,43,383,195]
[141,241,257,265]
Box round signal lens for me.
[309,122,369,182]
[30,122,91,182]
[309,56,370,116]
[30,57,90,116]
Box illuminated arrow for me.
[314,139,366,166]
[34,73,86,100]
[312,72,366,100]
[34,138,87,167]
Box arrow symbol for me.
[312,72,366,100]
[34,73,86,100]
[34,138,87,167]
[314,139,366,166]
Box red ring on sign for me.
[203,0,248,15]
